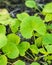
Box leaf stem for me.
[24,56,34,62]
[26,52,35,61]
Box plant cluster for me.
[0,0,52,65]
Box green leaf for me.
[0,55,7,65]
[44,55,52,61]
[17,12,29,22]
[20,16,46,38]
[33,16,46,35]
[17,41,30,56]
[30,44,39,54]
[0,25,6,34]
[45,14,52,22]
[10,19,21,33]
[7,33,20,45]
[35,37,42,47]
[31,62,40,65]
[45,45,52,54]
[14,60,25,65]
[0,9,11,25]
[2,42,19,59]
[0,34,7,49]
[39,48,48,55]
[42,2,52,14]
[42,34,52,45]
[25,0,37,8]
[47,24,52,30]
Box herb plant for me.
[0,0,52,65]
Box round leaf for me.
[45,45,52,54]
[17,12,29,22]
[42,2,52,14]
[20,16,46,38]
[0,55,7,65]
[13,60,25,65]
[0,25,6,34]
[17,41,30,56]
[0,34,7,49]
[42,34,52,45]
[10,19,21,33]
[31,62,40,65]
[30,45,39,54]
[7,33,20,45]
[25,1,37,8]
[2,42,19,59]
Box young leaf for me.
[2,42,19,59]
[0,9,10,25]
[0,34,7,49]
[31,62,40,65]
[33,16,46,35]
[42,2,52,14]
[39,48,48,55]
[35,37,42,47]
[45,45,52,54]
[20,16,46,38]
[42,34,52,45]
[44,55,52,61]
[10,19,21,33]
[17,12,29,22]
[0,55,7,65]
[7,33,20,45]
[30,44,39,54]
[0,25,6,34]
[25,0,37,8]
[45,14,52,22]
[47,24,52,30]
[13,60,25,65]
[17,41,30,56]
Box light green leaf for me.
[7,33,20,45]
[17,12,29,22]
[17,41,30,56]
[44,55,52,61]
[45,45,52,54]
[30,44,39,54]
[35,37,42,47]
[20,16,46,38]
[10,19,21,33]
[0,34,7,49]
[0,55,7,65]
[42,34,52,45]
[0,9,11,25]
[0,25,6,34]
[47,24,52,30]
[45,14,52,22]
[2,42,19,59]
[39,48,48,55]
[33,16,46,35]
[25,0,37,8]
[14,60,25,65]
[42,2,52,14]
[31,62,40,65]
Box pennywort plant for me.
[0,1,52,65]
